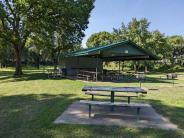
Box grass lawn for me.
[0,68,184,138]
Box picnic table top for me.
[82,86,147,94]
[79,70,97,74]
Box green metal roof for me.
[65,40,158,61]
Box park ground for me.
[0,68,184,138]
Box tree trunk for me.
[134,64,137,73]
[53,57,58,70]
[52,51,59,70]
[36,56,40,69]
[144,66,148,73]
[14,47,23,76]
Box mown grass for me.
[0,68,184,138]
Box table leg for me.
[128,96,130,104]
[110,91,114,111]
[91,95,94,101]
[89,104,91,118]
[137,107,140,120]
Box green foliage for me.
[166,36,184,66]
[148,30,170,58]
[113,18,151,48]
[87,17,184,70]
[0,0,95,75]
[0,0,56,75]
[88,18,170,58]
[31,0,94,68]
[113,18,168,56]
[86,31,115,48]
[0,38,14,67]
[167,35,184,47]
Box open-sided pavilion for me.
[61,40,158,81]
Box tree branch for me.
[5,0,15,17]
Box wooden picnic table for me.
[77,70,99,81]
[47,69,63,78]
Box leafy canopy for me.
[0,0,94,75]
[86,31,115,48]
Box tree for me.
[86,31,115,48]
[30,0,94,69]
[148,30,169,58]
[113,18,172,70]
[113,18,151,49]
[0,0,94,76]
[167,35,184,65]
[25,37,45,69]
[0,0,47,76]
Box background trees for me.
[86,31,115,48]
[114,18,151,48]
[0,2,183,74]
[0,0,94,76]
[167,35,184,66]
[0,0,46,76]
[87,18,184,70]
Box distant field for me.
[0,68,184,138]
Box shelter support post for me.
[118,61,121,80]
[96,56,99,82]
[144,58,147,73]
[140,80,142,88]
[96,67,97,82]
[134,64,137,73]
[102,65,104,81]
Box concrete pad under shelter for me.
[54,101,177,130]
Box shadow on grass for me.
[0,72,73,84]
[0,93,78,138]
[145,99,184,130]
[0,68,178,85]
[0,93,184,137]
[54,124,183,138]
[0,72,47,82]
[0,70,14,76]
[145,77,177,84]
[102,76,175,84]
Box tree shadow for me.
[144,98,184,130]
[54,124,183,138]
[0,72,72,83]
[101,76,175,84]
[0,69,180,84]
[0,93,77,138]
[0,70,14,79]
[144,76,177,84]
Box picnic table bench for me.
[80,100,150,119]
[166,73,177,79]
[77,70,97,81]
[85,91,138,104]
[47,69,63,78]
[77,74,91,81]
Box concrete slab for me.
[54,101,177,130]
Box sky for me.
[82,0,184,47]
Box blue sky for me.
[82,0,184,47]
